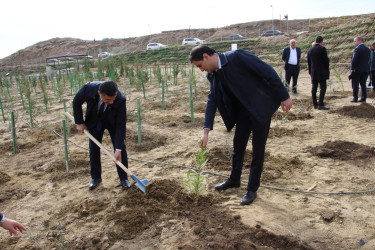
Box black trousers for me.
[352,72,369,100]
[311,80,327,106]
[88,125,128,181]
[369,70,375,87]
[285,65,299,90]
[229,106,271,192]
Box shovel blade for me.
[131,175,149,193]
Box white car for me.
[98,52,112,58]
[147,43,168,50]
[47,59,60,63]
[182,38,206,45]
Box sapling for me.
[334,69,344,92]
[183,142,208,199]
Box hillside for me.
[0,12,374,74]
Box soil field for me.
[0,69,375,249]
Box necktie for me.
[98,102,105,117]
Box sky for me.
[0,0,374,59]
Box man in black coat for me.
[307,36,330,110]
[189,46,292,205]
[282,39,301,94]
[368,42,375,90]
[350,36,371,102]
[73,81,131,190]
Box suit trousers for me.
[352,72,369,100]
[369,70,375,87]
[229,105,271,192]
[88,126,128,181]
[285,64,299,90]
[311,80,327,106]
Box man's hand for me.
[199,129,210,149]
[1,218,26,236]
[114,150,122,163]
[281,98,293,113]
[76,124,87,133]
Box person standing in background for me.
[282,39,301,94]
[349,36,371,102]
[307,36,330,110]
[368,42,375,90]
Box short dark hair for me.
[99,81,118,96]
[372,42,375,46]
[189,46,216,62]
[315,36,323,43]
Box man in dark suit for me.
[73,81,131,190]
[189,46,292,206]
[369,42,375,90]
[350,36,371,102]
[282,39,301,94]
[307,36,330,110]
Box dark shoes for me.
[314,105,329,110]
[318,106,330,110]
[89,179,102,190]
[351,99,366,103]
[215,179,241,191]
[292,88,298,94]
[240,191,257,206]
[121,179,131,190]
[89,179,131,190]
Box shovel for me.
[65,112,149,192]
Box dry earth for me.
[0,69,375,249]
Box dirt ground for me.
[0,69,375,249]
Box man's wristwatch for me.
[0,214,6,225]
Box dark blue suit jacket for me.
[73,82,127,149]
[282,47,301,71]
[351,43,371,73]
[204,50,290,131]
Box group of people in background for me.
[282,36,375,108]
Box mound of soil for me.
[309,140,375,161]
[335,103,375,119]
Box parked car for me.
[47,59,60,63]
[147,43,168,50]
[182,38,206,45]
[261,30,284,37]
[98,52,113,58]
[229,34,247,40]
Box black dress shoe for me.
[314,105,319,109]
[292,89,298,94]
[350,99,358,103]
[121,179,131,190]
[89,179,102,190]
[318,106,330,110]
[215,179,240,191]
[240,191,257,206]
[358,99,366,103]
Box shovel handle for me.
[64,112,132,177]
